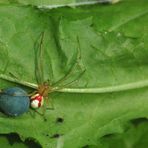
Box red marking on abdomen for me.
[31,94,43,107]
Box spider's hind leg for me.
[53,36,86,88]
[45,96,55,110]
[29,108,47,121]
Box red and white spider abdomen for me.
[30,93,44,109]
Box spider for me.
[30,32,85,113]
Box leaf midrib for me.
[1,74,148,93]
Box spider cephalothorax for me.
[30,83,53,109]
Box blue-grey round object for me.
[0,87,30,116]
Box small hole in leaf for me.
[44,118,47,122]
[82,145,89,148]
[102,133,115,138]
[56,117,64,123]
[131,117,148,127]
[50,133,63,139]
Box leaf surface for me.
[0,0,148,148]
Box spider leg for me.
[33,97,54,121]
[45,96,55,110]
[29,107,47,121]
[28,91,38,98]
[53,36,85,87]
[56,68,85,90]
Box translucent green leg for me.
[53,36,85,88]
[45,96,55,110]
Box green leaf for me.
[99,119,148,148]
[0,0,148,148]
